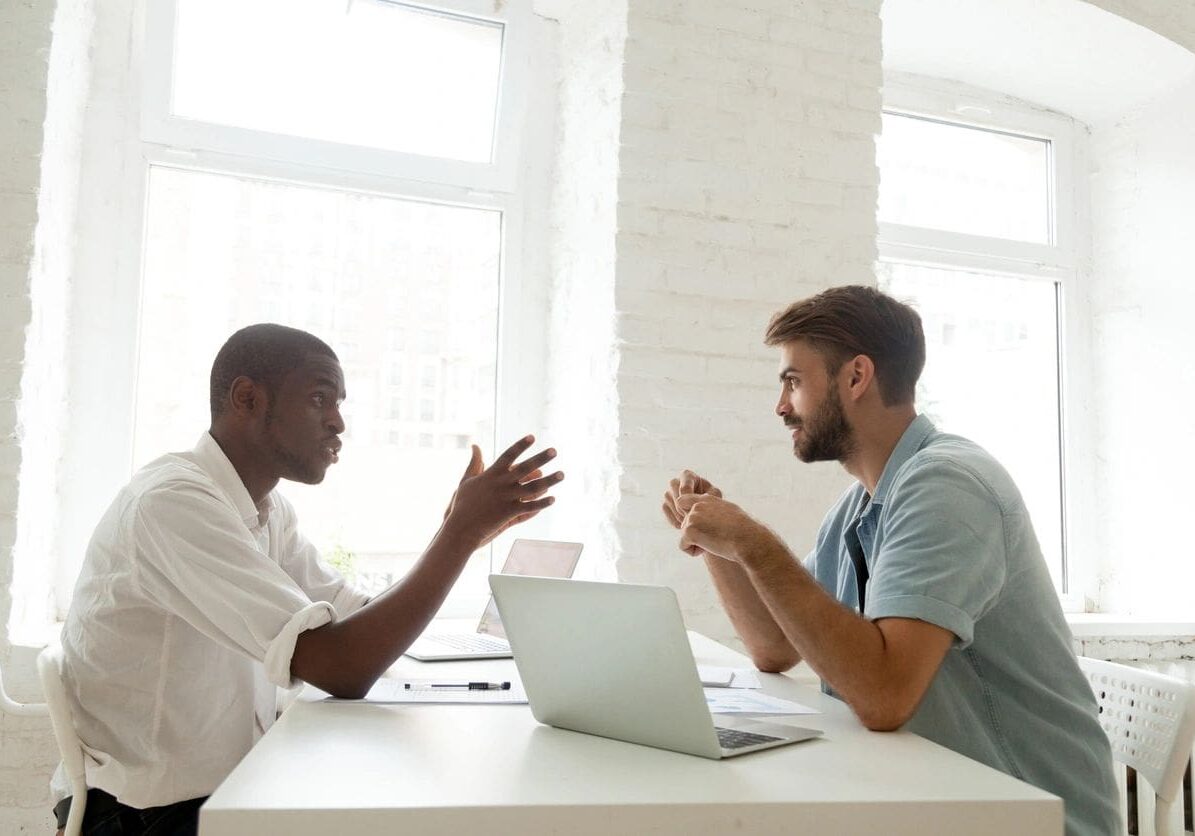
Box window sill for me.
[1065,613,1195,638]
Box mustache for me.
[784,417,802,429]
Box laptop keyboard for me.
[716,727,784,750]
[423,634,509,652]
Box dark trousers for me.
[54,788,207,836]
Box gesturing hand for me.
[444,435,563,550]
[661,470,723,556]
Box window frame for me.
[39,0,540,625]
[878,78,1087,611]
[141,0,530,194]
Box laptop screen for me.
[476,539,583,638]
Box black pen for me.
[405,681,511,691]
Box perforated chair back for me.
[38,643,88,836]
[1079,656,1195,836]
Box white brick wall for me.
[0,0,52,639]
[2,0,94,829]
[540,0,628,579]
[611,0,879,644]
[1,0,59,829]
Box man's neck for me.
[841,408,917,496]
[208,425,280,505]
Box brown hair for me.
[764,285,925,406]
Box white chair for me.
[0,647,86,835]
[0,654,49,718]
[37,644,88,836]
[1079,656,1195,836]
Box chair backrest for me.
[0,654,49,717]
[1078,656,1195,804]
[38,643,88,836]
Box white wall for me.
[610,0,879,642]
[539,0,627,580]
[2,0,93,830]
[2,0,1195,831]
[1088,73,1195,614]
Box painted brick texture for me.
[1,0,86,831]
[612,0,879,642]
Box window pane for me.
[877,113,1051,244]
[136,165,500,594]
[172,0,503,162]
[877,263,1064,587]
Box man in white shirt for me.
[52,323,563,835]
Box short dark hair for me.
[764,285,925,406]
[209,324,338,420]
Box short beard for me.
[264,404,323,484]
[787,388,855,463]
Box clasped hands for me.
[661,469,778,566]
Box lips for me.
[323,438,342,464]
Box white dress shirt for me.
[52,433,370,809]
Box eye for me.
[787,378,799,391]
[312,393,326,406]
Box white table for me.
[200,633,1062,835]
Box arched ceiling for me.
[882,0,1195,125]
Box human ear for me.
[846,355,875,399]
[228,376,261,415]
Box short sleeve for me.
[866,457,1007,649]
[130,483,335,688]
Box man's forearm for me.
[704,554,801,671]
[740,540,934,730]
[290,521,479,698]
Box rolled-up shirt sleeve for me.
[866,457,1007,649]
[129,482,335,688]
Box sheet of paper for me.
[326,677,528,704]
[697,665,762,689]
[696,665,735,687]
[703,688,819,715]
[728,669,761,689]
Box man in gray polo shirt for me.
[661,285,1119,836]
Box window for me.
[135,167,501,597]
[40,0,537,623]
[877,85,1079,599]
[143,0,527,190]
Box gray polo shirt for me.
[806,415,1119,836]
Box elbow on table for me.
[854,698,917,732]
[858,712,907,732]
[319,681,371,701]
[751,649,800,674]
[292,659,374,700]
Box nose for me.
[775,390,790,418]
[327,405,346,435]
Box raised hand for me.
[444,436,563,550]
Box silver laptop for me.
[404,539,584,661]
[489,575,823,758]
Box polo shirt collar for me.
[192,432,274,527]
[868,413,936,510]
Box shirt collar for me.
[868,414,936,510]
[192,432,274,528]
